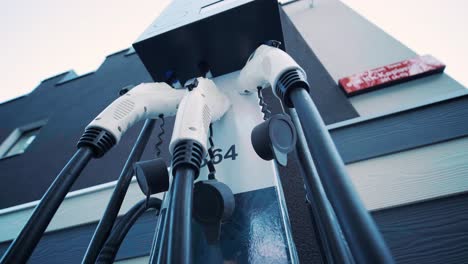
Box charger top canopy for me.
[133,0,284,84]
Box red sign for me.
[338,55,445,96]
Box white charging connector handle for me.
[86,82,185,143]
[238,44,307,95]
[169,78,230,155]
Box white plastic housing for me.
[169,78,230,155]
[238,44,307,96]
[87,82,185,142]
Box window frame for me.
[0,120,47,160]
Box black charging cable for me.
[96,197,162,264]
[82,119,157,264]
[165,140,204,264]
[275,69,394,264]
[0,127,116,264]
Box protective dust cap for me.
[251,114,296,166]
[134,158,169,196]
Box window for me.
[3,128,40,157]
[0,120,46,159]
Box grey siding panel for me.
[373,192,468,264]
[348,136,468,210]
[330,94,468,164]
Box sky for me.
[0,0,171,103]
[1,0,466,103]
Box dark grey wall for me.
[0,51,162,209]
[374,192,468,264]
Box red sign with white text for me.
[338,55,445,96]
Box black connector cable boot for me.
[82,119,157,264]
[78,127,116,158]
[0,128,116,264]
[276,69,394,264]
[166,140,204,264]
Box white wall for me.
[284,0,467,117]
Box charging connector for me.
[238,44,308,97]
[169,78,230,156]
[87,82,185,144]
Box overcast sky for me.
[1,0,466,103]
[0,0,171,103]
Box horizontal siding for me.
[2,190,467,264]
[330,94,468,163]
[373,192,468,264]
[349,136,468,210]
[349,75,467,117]
[2,132,467,243]
[0,179,155,242]
[0,187,291,264]
[3,135,466,242]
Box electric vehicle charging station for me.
[132,1,306,262]
[130,0,392,261]
[6,0,468,263]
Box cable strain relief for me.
[171,140,204,179]
[275,69,310,108]
[77,127,116,158]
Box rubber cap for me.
[193,180,235,243]
[134,158,169,196]
[251,114,296,166]
[193,180,235,224]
